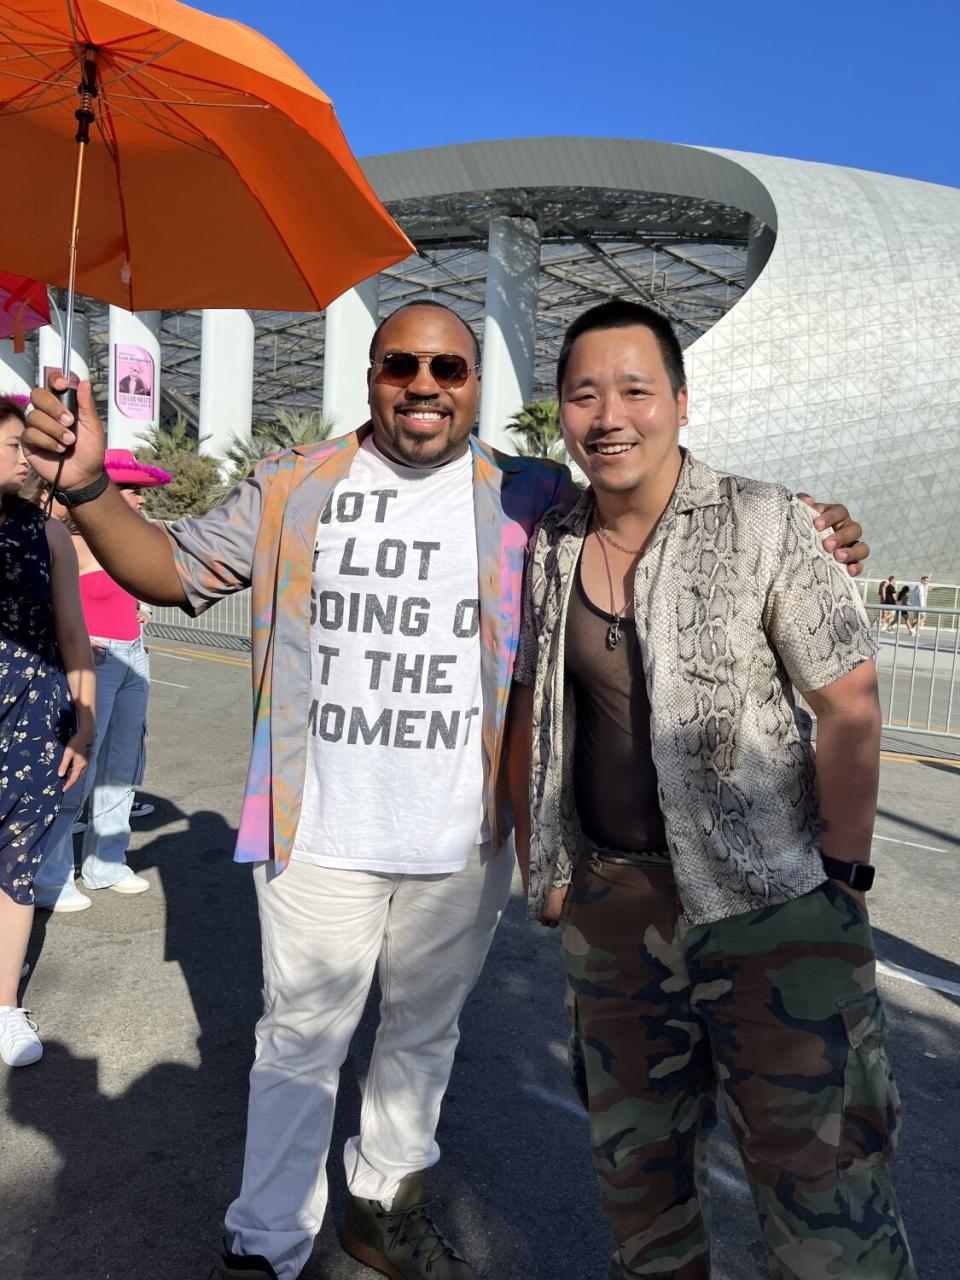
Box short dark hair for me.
[368,300,481,366]
[556,300,686,398]
[0,394,28,428]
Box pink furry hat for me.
[103,448,171,487]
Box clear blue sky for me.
[202,0,958,188]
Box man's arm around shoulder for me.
[805,660,882,911]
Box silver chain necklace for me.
[594,517,641,649]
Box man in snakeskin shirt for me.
[509,301,914,1279]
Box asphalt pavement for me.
[1,640,958,1280]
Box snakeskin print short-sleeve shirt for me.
[515,450,877,925]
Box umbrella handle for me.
[57,387,79,418]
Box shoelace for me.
[2,1008,39,1042]
[381,1202,463,1269]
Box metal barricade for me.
[148,590,252,651]
[144,589,960,740]
[864,604,960,738]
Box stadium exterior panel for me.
[364,138,960,582]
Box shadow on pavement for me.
[6,801,958,1279]
[7,803,611,1280]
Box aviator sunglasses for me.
[371,350,479,389]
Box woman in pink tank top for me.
[33,450,171,910]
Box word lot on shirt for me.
[291,438,486,875]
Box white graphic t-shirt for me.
[291,437,486,874]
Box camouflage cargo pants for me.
[561,851,915,1280]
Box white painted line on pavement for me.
[873,834,949,853]
[150,678,189,689]
[878,960,960,999]
[521,1083,588,1118]
[151,651,193,662]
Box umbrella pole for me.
[61,48,98,391]
[48,48,97,511]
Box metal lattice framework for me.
[80,184,751,427]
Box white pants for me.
[225,844,515,1280]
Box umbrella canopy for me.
[0,272,51,349]
[0,0,413,312]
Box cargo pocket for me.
[838,991,901,1171]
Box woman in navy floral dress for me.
[0,395,95,1067]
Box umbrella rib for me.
[107,95,268,107]
[98,93,223,155]
[64,0,85,66]
[92,87,134,308]
[133,83,323,309]
[112,59,261,108]
[99,38,186,92]
[0,33,74,106]
[0,10,73,78]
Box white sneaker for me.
[0,1007,43,1067]
[130,801,155,819]
[35,887,93,913]
[101,872,150,895]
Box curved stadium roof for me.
[77,135,960,575]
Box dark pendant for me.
[606,620,620,650]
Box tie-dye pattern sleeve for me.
[513,528,541,687]
[162,461,272,617]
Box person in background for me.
[32,449,170,911]
[895,582,913,633]
[0,395,95,1066]
[880,574,897,629]
[912,575,930,632]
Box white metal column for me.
[198,309,254,460]
[477,216,540,452]
[322,275,380,436]
[107,307,161,449]
[0,341,34,398]
[37,312,90,386]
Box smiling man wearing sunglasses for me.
[24,299,869,1280]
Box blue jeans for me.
[34,637,149,900]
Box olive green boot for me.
[339,1171,474,1279]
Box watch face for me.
[857,864,877,891]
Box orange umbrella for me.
[0,0,413,315]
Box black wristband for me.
[54,470,110,509]
[822,855,875,891]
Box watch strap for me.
[54,470,110,509]
[821,855,876,891]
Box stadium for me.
[4,136,959,578]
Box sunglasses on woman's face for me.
[371,350,478,390]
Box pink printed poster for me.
[115,344,155,420]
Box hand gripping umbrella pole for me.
[48,46,98,509]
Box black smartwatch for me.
[821,855,875,892]
[54,470,110,509]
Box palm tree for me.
[508,400,566,463]
[137,416,222,519]
[220,407,337,489]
